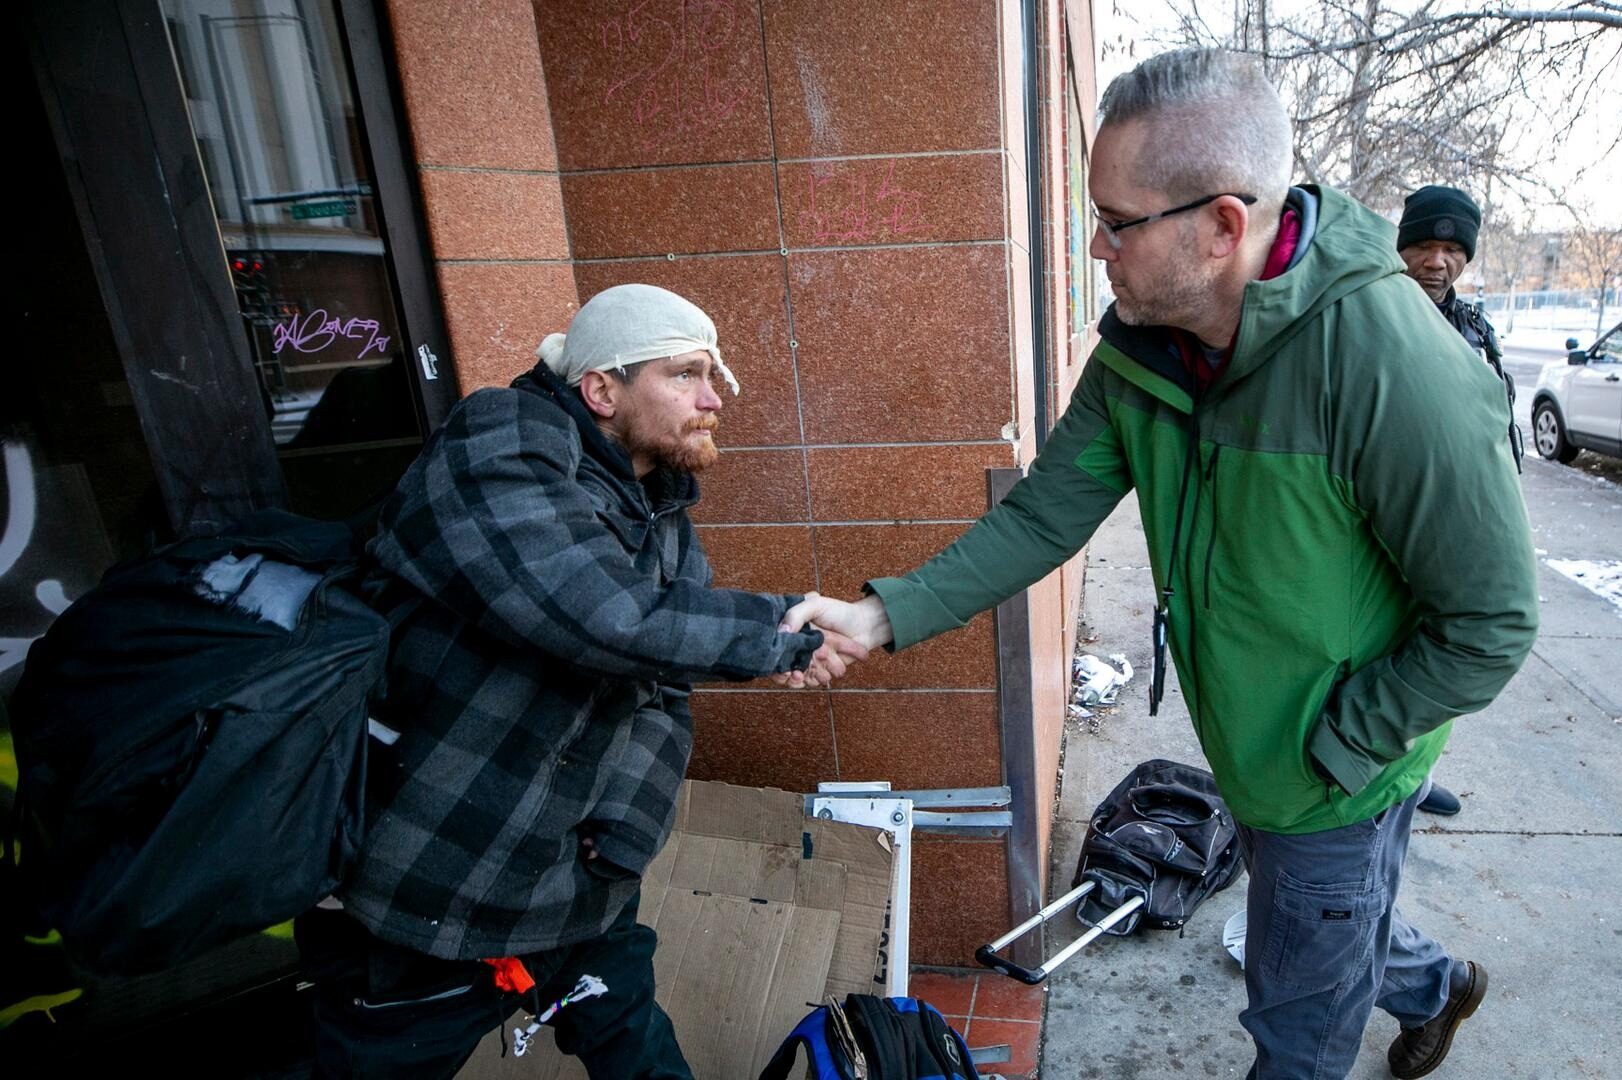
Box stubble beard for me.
[1114,256,1219,331]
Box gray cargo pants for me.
[1238,786,1455,1079]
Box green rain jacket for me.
[869,186,1538,833]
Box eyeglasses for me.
[1095,192,1258,250]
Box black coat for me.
[1436,290,1523,468]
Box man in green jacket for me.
[787,49,1536,1079]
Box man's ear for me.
[578,369,620,419]
[1208,195,1250,260]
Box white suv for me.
[1531,322,1622,463]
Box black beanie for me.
[1397,185,1481,261]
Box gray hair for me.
[1098,49,1292,212]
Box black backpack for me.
[6,510,390,975]
[760,995,980,1080]
[1072,758,1242,936]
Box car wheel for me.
[1532,400,1580,463]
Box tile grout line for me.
[995,0,1025,463]
[553,148,1005,177]
[752,0,813,549]
[751,0,841,779]
[437,237,1012,269]
[971,1016,1044,1025]
[556,126,579,274]
[418,163,562,176]
[540,238,1009,264]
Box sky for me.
[1090,1,1622,231]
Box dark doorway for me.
[6,0,455,1061]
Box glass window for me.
[162,0,424,518]
[1592,325,1618,363]
[1066,51,1097,340]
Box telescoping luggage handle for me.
[975,878,1145,985]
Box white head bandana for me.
[535,283,740,395]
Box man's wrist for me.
[858,594,894,648]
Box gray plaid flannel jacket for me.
[340,364,821,959]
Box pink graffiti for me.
[801,160,927,244]
[600,0,748,150]
[272,308,391,361]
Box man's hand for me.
[783,592,893,650]
[770,592,893,689]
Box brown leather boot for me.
[1388,960,1488,1079]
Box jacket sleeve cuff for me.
[777,628,824,672]
[762,593,823,674]
[590,829,660,879]
[864,576,967,653]
[1307,714,1385,797]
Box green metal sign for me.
[290,200,356,220]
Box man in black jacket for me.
[296,284,862,1079]
[1397,185,1523,818]
[1398,185,1525,470]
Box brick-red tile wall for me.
[389,0,578,387]
[389,0,1089,966]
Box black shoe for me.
[1418,784,1461,816]
[1388,960,1488,1078]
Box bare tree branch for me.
[1560,218,1622,332]
[1157,0,1620,217]
[1259,7,1622,61]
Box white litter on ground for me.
[1073,653,1134,706]
[1222,909,1248,969]
[1544,558,1622,616]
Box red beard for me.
[628,415,720,474]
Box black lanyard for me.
[1152,410,1202,716]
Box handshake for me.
[771,592,895,689]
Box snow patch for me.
[1544,558,1622,616]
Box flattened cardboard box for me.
[459,780,893,1079]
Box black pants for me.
[295,892,690,1079]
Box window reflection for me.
[163,0,420,467]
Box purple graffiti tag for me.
[872,161,925,236]
[801,160,928,245]
[272,308,391,362]
[271,309,337,355]
[600,0,747,151]
[359,333,392,359]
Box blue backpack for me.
[760,995,980,1080]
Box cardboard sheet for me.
[459,781,893,1079]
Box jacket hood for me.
[1228,185,1404,385]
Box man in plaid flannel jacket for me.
[295,285,861,1079]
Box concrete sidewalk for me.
[1037,455,1622,1079]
